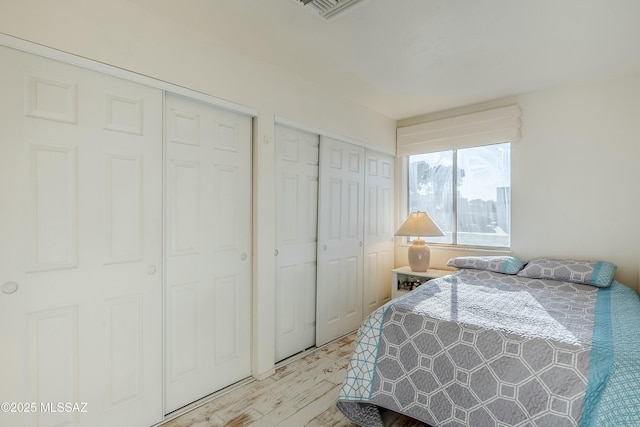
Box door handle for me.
[2,281,18,294]
[146,265,157,275]
[241,253,248,261]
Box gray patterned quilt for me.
[337,270,640,426]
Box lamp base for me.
[408,238,431,272]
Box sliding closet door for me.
[0,45,163,427]
[164,94,252,413]
[316,137,365,347]
[274,125,319,361]
[363,151,395,316]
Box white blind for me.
[396,105,521,156]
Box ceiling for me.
[149,0,640,120]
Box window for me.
[408,142,511,248]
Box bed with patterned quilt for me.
[336,256,640,426]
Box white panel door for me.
[316,137,365,347]
[274,125,319,361]
[164,94,252,413]
[0,45,163,427]
[363,151,395,316]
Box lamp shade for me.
[395,211,445,237]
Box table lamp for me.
[395,211,445,272]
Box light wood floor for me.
[160,333,425,427]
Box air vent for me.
[297,0,368,21]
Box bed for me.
[336,256,640,426]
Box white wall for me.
[0,0,396,380]
[398,73,640,293]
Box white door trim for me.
[0,33,257,117]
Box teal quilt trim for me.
[589,261,616,287]
[580,285,612,426]
[581,282,640,425]
[338,305,390,401]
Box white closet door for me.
[164,94,252,413]
[316,137,365,347]
[274,125,319,361]
[363,151,395,316]
[0,46,163,427]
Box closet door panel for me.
[363,151,395,316]
[0,45,163,427]
[316,137,364,347]
[164,94,251,413]
[274,125,319,361]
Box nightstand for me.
[391,266,453,299]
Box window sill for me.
[398,242,512,255]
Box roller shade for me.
[397,105,521,156]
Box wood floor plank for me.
[246,374,339,423]
[160,331,425,427]
[224,408,264,427]
[274,383,347,427]
[160,407,226,427]
[308,409,358,427]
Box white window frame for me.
[403,144,511,250]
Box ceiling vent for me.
[297,0,368,21]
